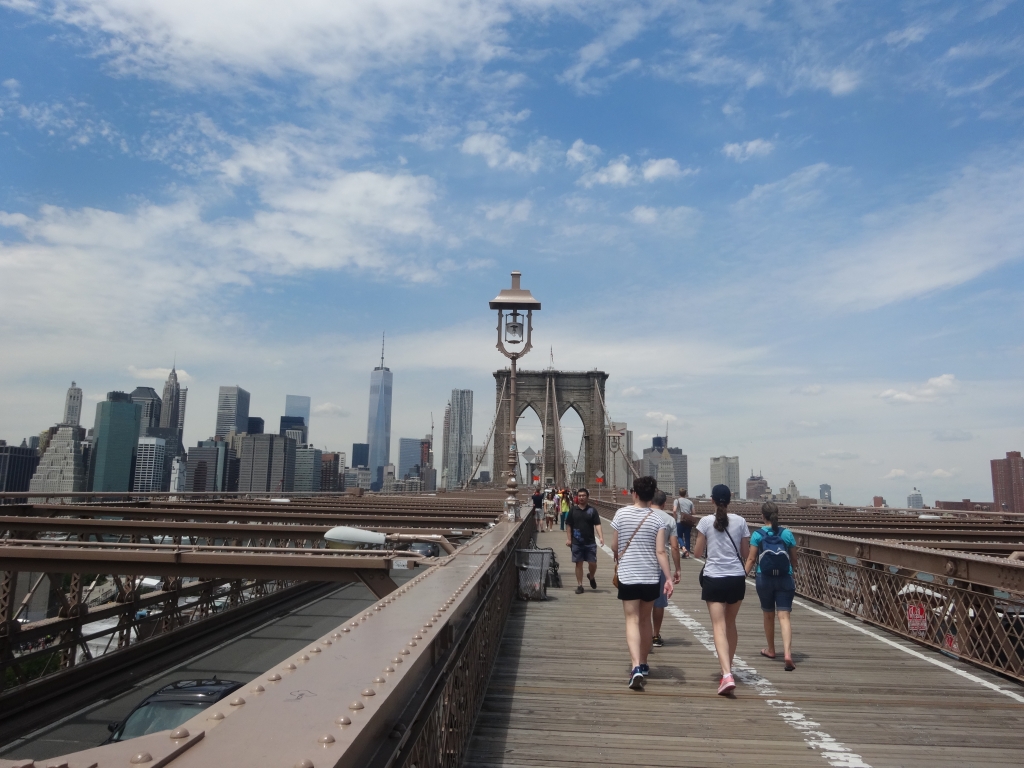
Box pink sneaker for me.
[717,673,735,695]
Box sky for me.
[1,0,1023,505]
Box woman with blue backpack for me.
[744,501,798,671]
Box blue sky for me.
[1,1,1023,504]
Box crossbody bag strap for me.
[617,510,655,561]
[718,519,745,567]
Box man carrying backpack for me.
[744,501,798,671]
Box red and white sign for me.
[944,632,960,654]
[907,602,928,633]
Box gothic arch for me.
[493,369,608,490]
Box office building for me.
[321,453,342,491]
[185,440,237,493]
[247,417,265,434]
[352,443,369,468]
[936,498,993,512]
[176,387,188,442]
[443,389,473,490]
[285,395,311,441]
[64,381,83,426]
[820,484,832,503]
[27,435,40,453]
[133,437,167,492]
[89,392,142,492]
[642,437,688,496]
[907,488,924,509]
[398,438,422,481]
[169,455,186,493]
[419,436,435,491]
[366,350,393,491]
[130,387,162,436]
[29,425,87,500]
[294,446,322,493]
[237,434,295,493]
[159,367,181,441]
[0,443,40,497]
[991,451,1024,513]
[710,456,740,498]
[747,472,769,501]
[873,496,887,508]
[215,386,250,439]
[279,416,307,445]
[343,467,372,491]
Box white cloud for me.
[626,205,700,233]
[722,138,774,162]
[883,469,906,479]
[736,163,833,209]
[566,139,601,168]
[641,158,690,181]
[931,468,956,478]
[796,66,860,96]
[645,411,677,423]
[578,155,689,188]
[621,386,643,397]
[821,449,858,460]
[461,133,546,173]
[578,155,636,187]
[559,6,653,92]
[128,365,193,383]
[481,199,532,223]
[799,384,823,395]
[628,206,659,224]
[313,402,350,417]
[879,374,959,405]
[884,26,928,47]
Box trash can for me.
[516,549,553,600]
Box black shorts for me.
[701,575,746,604]
[617,582,660,602]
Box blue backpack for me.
[757,527,791,577]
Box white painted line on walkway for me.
[791,596,1024,705]
[597,540,870,767]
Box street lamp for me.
[490,271,541,521]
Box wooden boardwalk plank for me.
[464,528,1024,768]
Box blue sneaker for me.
[639,663,650,677]
[628,666,645,690]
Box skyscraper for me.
[279,416,307,444]
[0,442,40,496]
[907,488,924,509]
[443,389,473,490]
[398,438,422,481]
[285,395,311,440]
[351,443,369,468]
[366,342,393,490]
[185,440,236,493]
[747,472,769,500]
[320,453,342,491]
[63,381,83,426]
[642,437,687,495]
[159,367,183,454]
[29,425,87,501]
[247,417,265,434]
[133,437,167,492]
[130,386,162,436]
[819,484,832,503]
[710,456,740,498]
[177,387,188,441]
[215,386,250,438]
[991,451,1024,513]
[294,446,322,493]
[89,392,142,492]
[237,434,295,493]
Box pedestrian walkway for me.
[464,528,1024,767]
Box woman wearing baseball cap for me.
[693,483,750,695]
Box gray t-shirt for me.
[673,497,694,523]
[654,509,675,555]
[696,512,749,578]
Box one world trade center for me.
[366,335,393,490]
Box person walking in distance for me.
[543,490,557,532]
[744,501,799,671]
[565,488,604,594]
[559,489,571,531]
[672,488,695,558]
[532,488,544,533]
[693,484,750,695]
[650,489,681,648]
[610,476,674,691]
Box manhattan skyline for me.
[1,3,1021,503]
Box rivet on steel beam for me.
[208,712,225,721]
[945,560,957,576]
[230,697,246,706]
[268,674,282,682]
[299,654,310,661]
[331,632,341,638]
[335,716,352,726]
[400,649,410,655]
[294,760,314,768]
[348,701,364,710]
[130,753,153,764]
[342,627,350,633]
[373,676,387,684]
[170,728,190,739]
[360,616,367,622]
[318,734,336,745]
[350,621,359,627]
[413,634,422,640]
[321,640,332,645]
[408,641,417,647]
[361,688,376,697]
[310,647,321,654]
[286,663,297,670]
[384,666,395,673]
[251,685,265,693]
[392,657,403,664]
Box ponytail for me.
[762,501,780,534]
[713,502,729,532]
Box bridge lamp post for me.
[490,271,541,522]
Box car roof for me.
[147,679,243,701]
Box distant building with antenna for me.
[366,333,393,491]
